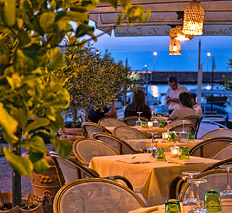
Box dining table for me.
[125,139,202,152]
[90,153,219,206]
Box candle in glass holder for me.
[148,121,153,128]
[170,146,180,158]
[162,132,169,139]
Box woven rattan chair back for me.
[98,118,127,127]
[200,128,232,140]
[189,137,232,158]
[49,153,99,184]
[123,116,148,126]
[169,123,196,134]
[73,138,119,166]
[53,178,146,213]
[94,133,143,154]
[113,126,148,141]
[211,143,232,160]
[184,115,202,138]
[179,169,231,203]
[81,122,112,138]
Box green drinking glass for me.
[165,199,181,213]
[179,146,190,160]
[159,121,165,128]
[156,147,166,161]
[204,190,221,212]
[188,132,195,141]
[168,132,176,142]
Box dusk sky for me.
[90,24,232,72]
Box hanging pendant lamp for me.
[169,39,181,55]
[169,26,194,41]
[182,0,204,35]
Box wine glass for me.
[220,164,232,212]
[147,132,158,158]
[136,112,143,126]
[182,119,186,132]
[166,120,171,133]
[187,178,208,213]
[182,171,201,205]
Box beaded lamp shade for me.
[169,26,194,41]
[182,0,204,35]
[169,39,181,55]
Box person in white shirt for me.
[165,76,188,114]
[189,92,203,118]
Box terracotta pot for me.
[0,192,19,213]
[19,203,42,213]
[22,153,62,197]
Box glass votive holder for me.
[152,120,158,128]
[179,146,190,160]
[141,121,147,128]
[165,199,181,213]
[187,132,195,141]
[148,121,153,128]
[156,147,166,161]
[178,131,188,142]
[162,132,169,140]
[170,145,180,158]
[204,189,221,212]
[168,132,176,142]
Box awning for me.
[89,0,232,36]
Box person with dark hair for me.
[88,102,117,123]
[124,90,151,119]
[165,76,188,114]
[169,92,196,120]
[189,92,202,117]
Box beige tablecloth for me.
[90,153,218,207]
[125,139,202,151]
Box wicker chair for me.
[98,117,127,127]
[189,137,232,158]
[123,116,148,126]
[179,169,232,203]
[113,126,148,141]
[73,138,119,166]
[53,178,146,213]
[169,123,196,134]
[81,122,112,138]
[93,133,144,154]
[169,158,232,199]
[200,128,232,140]
[184,115,202,138]
[211,144,232,160]
[49,152,133,190]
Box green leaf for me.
[33,157,50,173]
[25,118,50,133]
[3,0,16,26]
[22,43,46,58]
[21,136,47,155]
[0,103,18,140]
[50,137,72,159]
[100,0,118,8]
[3,146,33,176]
[10,107,27,131]
[47,51,65,72]
[76,24,96,41]
[39,12,56,32]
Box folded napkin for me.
[128,206,158,213]
[166,158,204,165]
[116,156,151,164]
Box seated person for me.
[169,92,196,121]
[189,92,202,118]
[88,102,117,123]
[124,90,151,120]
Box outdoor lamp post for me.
[145,64,149,101]
[207,52,211,71]
[153,51,157,71]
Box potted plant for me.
[0,0,148,211]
